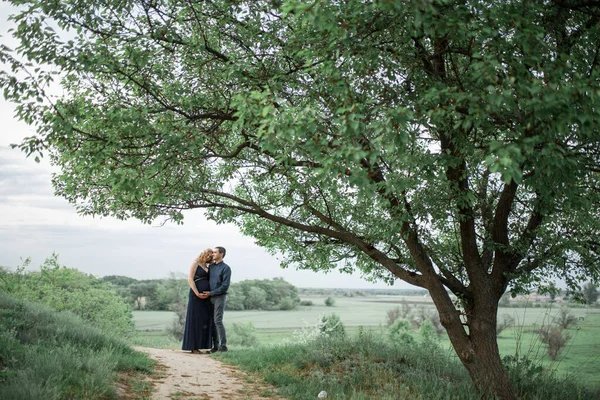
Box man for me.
[199,246,231,352]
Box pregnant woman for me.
[182,248,213,353]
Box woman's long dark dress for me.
[182,266,213,351]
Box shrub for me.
[389,318,414,344]
[386,306,402,326]
[537,325,572,360]
[0,256,134,336]
[324,296,335,307]
[496,313,515,335]
[553,306,578,329]
[299,300,313,306]
[319,313,346,338]
[168,301,187,340]
[502,354,595,399]
[418,319,439,347]
[228,322,259,347]
[214,328,485,399]
[279,297,295,310]
[503,355,545,393]
[386,301,416,326]
[412,306,445,335]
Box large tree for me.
[2,0,600,398]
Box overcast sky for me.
[0,7,412,289]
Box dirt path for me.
[136,347,285,400]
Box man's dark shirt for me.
[209,261,231,297]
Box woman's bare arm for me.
[187,261,202,298]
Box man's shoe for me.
[218,346,228,352]
[209,347,219,353]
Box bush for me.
[502,354,595,399]
[418,319,439,347]
[299,300,313,306]
[412,306,445,335]
[168,301,187,340]
[324,296,335,307]
[496,313,515,335]
[228,322,259,347]
[582,282,599,305]
[553,306,578,329]
[537,325,572,360]
[0,256,134,336]
[386,300,413,326]
[279,297,296,310]
[386,306,402,327]
[319,313,346,338]
[389,318,414,344]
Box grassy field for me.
[132,295,600,388]
[495,312,600,388]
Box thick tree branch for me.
[194,190,425,287]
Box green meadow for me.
[132,295,600,389]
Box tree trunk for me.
[461,328,515,399]
[444,300,517,400]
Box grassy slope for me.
[0,294,155,400]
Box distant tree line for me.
[226,278,300,311]
[102,273,188,311]
[102,275,301,311]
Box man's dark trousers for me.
[211,295,227,349]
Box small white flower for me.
[318,390,327,399]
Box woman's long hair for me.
[195,248,213,265]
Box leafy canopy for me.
[2,0,600,299]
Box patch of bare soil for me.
[134,347,285,400]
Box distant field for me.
[133,296,437,331]
[132,295,600,388]
[133,295,593,331]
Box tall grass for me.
[215,328,477,399]
[214,327,599,400]
[0,294,154,400]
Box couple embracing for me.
[182,246,231,354]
